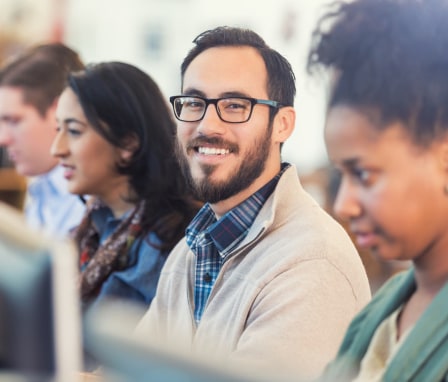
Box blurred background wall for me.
[0,0,331,174]
[67,0,332,176]
[0,0,406,291]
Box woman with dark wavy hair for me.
[308,0,448,380]
[51,61,200,312]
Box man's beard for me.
[176,124,272,204]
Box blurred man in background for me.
[0,43,85,236]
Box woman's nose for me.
[50,131,68,158]
[333,178,362,221]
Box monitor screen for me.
[84,301,258,382]
[0,203,82,381]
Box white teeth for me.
[198,147,230,155]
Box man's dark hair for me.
[181,26,296,115]
[0,43,84,116]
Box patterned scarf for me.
[72,197,145,302]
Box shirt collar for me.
[28,165,70,197]
[186,163,290,258]
[89,198,135,234]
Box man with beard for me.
[136,26,371,381]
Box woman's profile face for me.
[51,87,131,204]
[325,105,448,264]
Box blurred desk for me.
[0,168,27,210]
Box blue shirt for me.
[25,165,85,238]
[186,163,290,323]
[88,204,167,310]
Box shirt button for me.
[203,272,212,283]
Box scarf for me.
[72,197,145,302]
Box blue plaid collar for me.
[186,163,290,258]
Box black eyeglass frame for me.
[169,95,283,123]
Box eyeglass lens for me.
[174,97,252,123]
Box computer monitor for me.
[84,301,260,382]
[0,203,82,381]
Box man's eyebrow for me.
[181,89,250,98]
[0,115,21,122]
[182,88,206,97]
[220,91,250,98]
[340,157,360,168]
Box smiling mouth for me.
[353,231,379,249]
[197,147,231,155]
[187,136,238,157]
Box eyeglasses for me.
[169,95,283,123]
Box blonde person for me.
[308,0,448,380]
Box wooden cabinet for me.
[0,168,27,210]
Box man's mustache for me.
[186,136,239,153]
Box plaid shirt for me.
[186,163,290,324]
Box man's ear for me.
[272,106,295,144]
